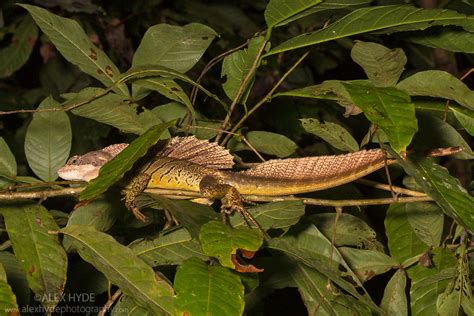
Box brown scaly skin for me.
[124,173,151,222]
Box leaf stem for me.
[221,51,309,145]
[215,38,268,143]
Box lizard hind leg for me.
[124,173,152,222]
[199,176,268,238]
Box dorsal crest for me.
[160,136,234,169]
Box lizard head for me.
[58,143,129,182]
[58,151,113,182]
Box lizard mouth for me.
[57,164,100,182]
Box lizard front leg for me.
[199,176,265,236]
[124,173,151,222]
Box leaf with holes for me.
[405,202,444,247]
[0,203,67,311]
[19,4,128,96]
[199,221,263,272]
[397,70,474,111]
[351,41,407,87]
[339,247,399,283]
[300,118,359,152]
[392,152,474,231]
[343,82,417,152]
[310,213,382,250]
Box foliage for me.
[0,0,473,315]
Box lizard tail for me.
[240,149,389,181]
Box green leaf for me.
[300,118,359,152]
[229,200,305,231]
[268,223,380,312]
[265,0,323,29]
[199,221,263,269]
[112,295,152,316]
[339,247,399,282]
[133,78,193,109]
[0,137,17,177]
[405,202,444,247]
[310,213,382,250]
[385,204,428,263]
[0,203,67,310]
[397,70,474,111]
[381,269,408,316]
[112,295,153,316]
[343,82,417,152]
[149,198,218,238]
[174,257,244,316]
[24,96,72,181]
[130,227,207,267]
[61,225,174,314]
[268,5,467,55]
[277,0,372,27]
[19,4,129,96]
[221,36,265,103]
[0,252,30,307]
[392,152,474,231]
[245,131,297,158]
[274,256,370,315]
[80,121,175,201]
[351,41,407,87]
[275,80,365,116]
[0,263,18,314]
[0,15,38,78]
[404,27,474,54]
[119,65,225,111]
[409,248,457,315]
[451,107,474,136]
[437,276,464,316]
[413,113,473,159]
[132,23,217,73]
[66,194,119,231]
[65,88,146,135]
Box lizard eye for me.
[67,155,80,165]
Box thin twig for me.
[99,289,122,316]
[0,187,83,200]
[190,41,250,105]
[221,51,309,145]
[215,39,268,143]
[328,207,342,288]
[144,188,433,206]
[355,179,427,197]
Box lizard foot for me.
[124,173,151,222]
[221,188,269,239]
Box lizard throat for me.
[57,164,100,182]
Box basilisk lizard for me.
[58,136,460,228]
